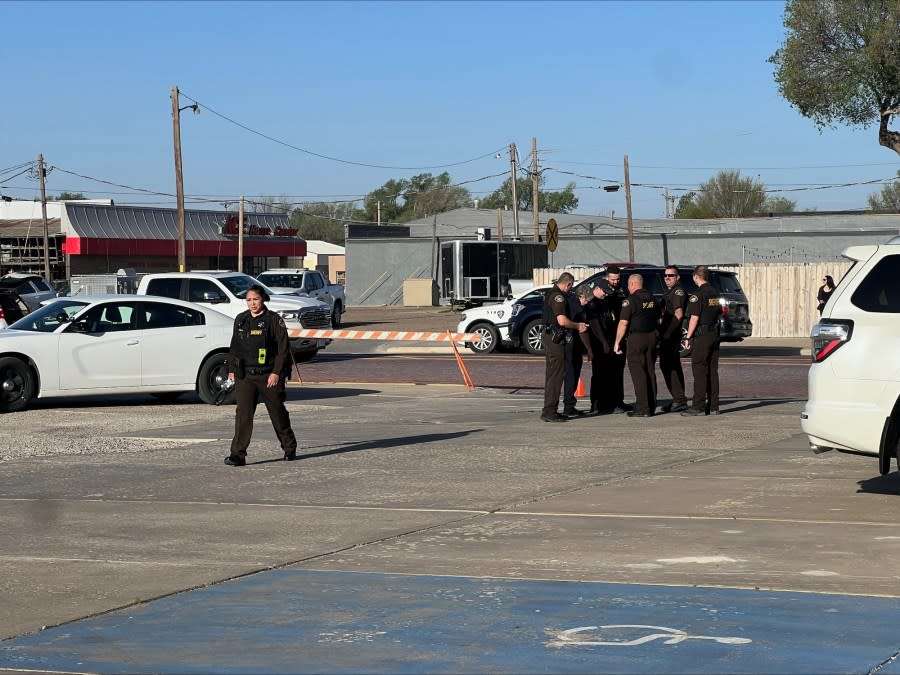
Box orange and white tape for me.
[288,328,477,342]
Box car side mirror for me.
[68,320,89,332]
[56,312,72,324]
[200,291,226,303]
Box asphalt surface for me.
[2,347,900,674]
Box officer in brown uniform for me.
[681,265,724,416]
[613,274,660,417]
[224,284,298,466]
[599,265,630,413]
[541,272,587,422]
[659,265,689,413]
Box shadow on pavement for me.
[298,429,484,460]
[856,473,900,495]
[717,397,806,414]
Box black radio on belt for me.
[235,358,246,380]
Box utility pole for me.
[496,208,503,241]
[509,142,519,239]
[171,85,186,272]
[38,154,50,280]
[237,196,245,273]
[624,155,635,263]
[377,200,381,227]
[531,137,540,242]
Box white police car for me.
[801,236,900,475]
[457,285,550,354]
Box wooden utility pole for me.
[171,85,186,272]
[531,137,540,241]
[509,142,519,239]
[37,154,50,280]
[237,196,245,273]
[624,154,635,263]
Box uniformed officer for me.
[681,265,724,417]
[599,265,630,414]
[224,285,298,466]
[579,283,616,415]
[613,274,660,417]
[659,265,689,413]
[561,285,590,417]
[541,272,587,422]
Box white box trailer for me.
[440,240,547,306]
[70,268,142,296]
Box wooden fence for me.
[534,263,854,338]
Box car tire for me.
[0,356,35,413]
[523,319,545,355]
[293,349,318,363]
[880,414,900,476]
[198,353,233,406]
[331,302,343,328]
[467,322,499,354]
[679,326,692,358]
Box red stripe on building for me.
[62,238,307,258]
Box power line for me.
[178,90,507,171]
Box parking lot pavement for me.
[2,384,899,673]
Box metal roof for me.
[0,218,63,238]
[63,204,291,241]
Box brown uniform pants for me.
[542,333,566,415]
[659,336,687,407]
[230,373,297,458]
[626,331,658,415]
[690,333,720,413]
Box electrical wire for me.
[178,90,507,171]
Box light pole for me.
[171,85,198,272]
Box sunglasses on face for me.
[664,274,677,278]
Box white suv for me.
[801,236,900,475]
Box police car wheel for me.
[880,415,900,476]
[198,354,233,406]
[468,323,499,354]
[0,356,34,413]
[523,319,545,355]
[331,303,343,328]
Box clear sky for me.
[2,0,898,220]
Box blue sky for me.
[2,0,898,220]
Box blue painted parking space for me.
[2,570,898,674]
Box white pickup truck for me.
[256,269,345,327]
[136,271,332,361]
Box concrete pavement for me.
[2,380,900,672]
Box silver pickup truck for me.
[256,269,345,327]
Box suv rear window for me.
[850,254,900,313]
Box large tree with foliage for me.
[479,175,579,213]
[49,192,86,200]
[769,0,900,156]
[867,171,900,212]
[290,202,354,245]
[675,171,797,218]
[359,172,471,224]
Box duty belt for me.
[695,324,719,336]
[245,365,271,375]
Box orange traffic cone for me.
[575,376,586,398]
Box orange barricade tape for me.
[287,328,477,342]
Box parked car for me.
[0,295,236,413]
[0,273,57,312]
[507,265,753,356]
[0,290,30,329]
[801,237,900,475]
[137,271,332,361]
[256,269,345,327]
[457,285,551,354]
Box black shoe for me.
[563,408,585,418]
[680,408,705,417]
[709,410,721,416]
[662,402,688,413]
[626,410,652,418]
[224,455,246,467]
[283,450,297,461]
[583,407,600,417]
[540,412,568,422]
[611,406,629,415]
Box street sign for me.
[546,218,559,252]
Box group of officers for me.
[541,265,724,422]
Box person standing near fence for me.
[817,275,835,315]
[659,266,689,413]
[681,266,723,417]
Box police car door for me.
[58,301,141,390]
[138,301,209,386]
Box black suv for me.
[507,265,752,356]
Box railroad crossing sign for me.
[546,218,559,252]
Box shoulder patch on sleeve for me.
[675,289,685,296]
[688,294,699,303]
[276,316,286,328]
[621,299,630,308]
[553,294,565,303]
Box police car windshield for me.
[9,299,89,332]
[220,275,277,299]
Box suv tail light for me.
[810,319,853,362]
[0,306,4,321]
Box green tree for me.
[400,172,471,220]
[867,171,900,212]
[769,0,900,156]
[479,175,579,213]
[251,195,293,214]
[49,191,86,200]
[674,171,794,218]
[290,202,353,245]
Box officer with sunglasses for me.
[659,266,689,413]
